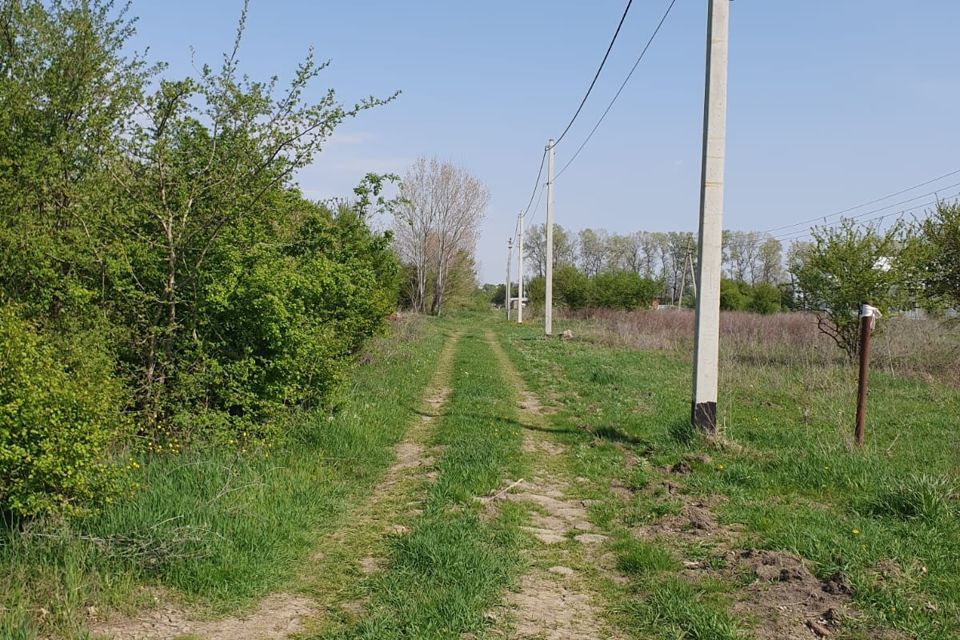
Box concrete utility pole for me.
[691,0,729,434]
[517,211,524,324]
[544,139,556,336]
[505,238,513,321]
[688,252,698,301]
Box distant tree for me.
[757,237,784,284]
[665,232,696,304]
[578,228,610,277]
[748,282,782,314]
[553,264,591,309]
[905,200,960,308]
[719,279,750,311]
[524,223,577,277]
[791,219,905,360]
[480,283,500,303]
[395,157,489,315]
[723,230,763,283]
[526,275,545,305]
[637,231,662,279]
[605,233,633,272]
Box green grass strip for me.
[323,329,526,640]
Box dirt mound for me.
[729,549,855,640]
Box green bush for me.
[171,206,400,440]
[747,282,782,314]
[0,307,128,518]
[553,265,592,309]
[589,271,660,310]
[719,279,750,311]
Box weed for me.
[866,474,957,523]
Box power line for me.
[774,191,960,243]
[519,148,548,223]
[762,168,960,234]
[553,0,634,147]
[772,183,960,241]
[556,0,679,179]
[530,183,547,226]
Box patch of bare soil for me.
[633,474,908,640]
[507,572,606,640]
[728,549,855,640]
[90,593,316,640]
[484,332,618,640]
[92,333,461,640]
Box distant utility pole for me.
[517,211,524,324]
[505,237,513,321]
[544,139,556,336]
[691,0,729,434]
[688,252,698,300]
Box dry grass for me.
[564,308,960,385]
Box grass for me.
[494,311,960,640]
[0,316,449,639]
[318,327,527,639]
[4,309,956,639]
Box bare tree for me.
[606,233,632,272]
[394,157,488,315]
[723,230,763,282]
[578,228,610,277]
[757,236,784,284]
[524,223,576,277]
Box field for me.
[2,310,958,640]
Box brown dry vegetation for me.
[564,308,960,385]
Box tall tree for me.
[524,223,576,277]
[394,157,488,315]
[578,228,610,277]
[0,0,150,322]
[757,236,784,284]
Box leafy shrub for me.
[589,271,660,310]
[170,206,400,440]
[0,307,127,518]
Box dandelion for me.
[716,464,725,471]
[852,528,861,536]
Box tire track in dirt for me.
[484,330,622,640]
[90,331,462,640]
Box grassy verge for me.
[318,326,527,640]
[0,317,448,639]
[494,315,960,640]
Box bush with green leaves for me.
[0,0,404,515]
[902,201,960,309]
[0,307,128,518]
[589,271,660,310]
[172,204,400,438]
[790,219,905,359]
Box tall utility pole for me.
[505,238,513,321]
[517,211,524,324]
[691,0,729,434]
[544,139,556,335]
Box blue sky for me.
[130,1,960,283]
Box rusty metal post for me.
[855,303,880,447]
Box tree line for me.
[0,1,402,517]
[503,203,960,359]
[513,225,785,310]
